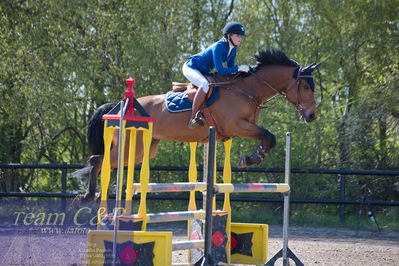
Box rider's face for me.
[230,34,243,46]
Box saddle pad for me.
[165,87,219,113]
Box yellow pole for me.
[187,142,198,263]
[137,123,153,231]
[223,139,233,263]
[98,122,115,229]
[188,142,198,211]
[212,143,217,210]
[125,129,137,215]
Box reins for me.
[247,69,285,109]
[208,67,315,112]
[208,73,243,87]
[208,73,261,108]
[248,70,285,98]
[249,67,316,112]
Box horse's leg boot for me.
[188,89,207,128]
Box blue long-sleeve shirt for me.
[186,39,238,76]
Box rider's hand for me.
[238,65,250,73]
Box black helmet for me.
[223,22,246,36]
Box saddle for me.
[170,76,218,129]
[171,75,216,103]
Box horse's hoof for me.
[94,192,101,201]
[237,156,251,168]
[72,195,84,206]
[83,193,96,201]
[72,193,100,206]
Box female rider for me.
[182,22,249,128]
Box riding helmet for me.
[223,22,246,36]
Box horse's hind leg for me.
[150,138,160,159]
[83,155,103,201]
[238,130,276,168]
[72,154,103,204]
[131,138,160,165]
[75,137,160,204]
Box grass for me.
[2,195,396,233]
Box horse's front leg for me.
[234,121,276,168]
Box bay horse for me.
[72,50,320,201]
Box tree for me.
[1,0,398,203]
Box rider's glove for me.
[238,65,250,73]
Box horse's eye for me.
[303,84,309,90]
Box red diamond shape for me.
[231,235,237,250]
[120,246,137,264]
[211,231,225,247]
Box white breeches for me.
[182,62,209,93]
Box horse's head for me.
[251,50,321,123]
[285,63,320,123]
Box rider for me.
[182,22,250,128]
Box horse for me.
[71,50,320,202]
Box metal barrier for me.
[1,164,398,211]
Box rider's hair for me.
[223,34,233,45]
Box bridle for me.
[208,66,316,112]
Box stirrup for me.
[188,112,205,128]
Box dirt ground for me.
[0,223,398,266]
[163,223,399,266]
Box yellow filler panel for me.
[231,223,268,265]
[87,230,172,266]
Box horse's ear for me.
[310,62,321,70]
[302,64,313,73]
[301,63,321,74]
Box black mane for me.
[254,50,299,68]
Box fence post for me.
[339,173,346,222]
[61,163,67,212]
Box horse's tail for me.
[88,103,116,155]
[69,103,116,179]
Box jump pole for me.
[196,126,217,265]
[202,142,208,211]
[282,131,291,265]
[265,132,304,266]
[111,99,126,266]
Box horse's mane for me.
[253,50,299,69]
